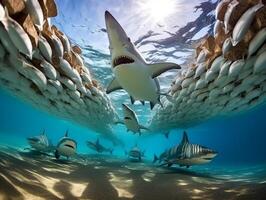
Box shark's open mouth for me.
[64,144,75,149]
[203,157,213,160]
[113,56,134,67]
[27,138,39,143]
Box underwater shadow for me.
[159,166,224,180]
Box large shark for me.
[105,11,181,109]
[126,145,145,161]
[55,130,77,159]
[154,131,218,168]
[86,138,113,154]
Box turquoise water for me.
[1,87,266,165]
[0,0,265,165]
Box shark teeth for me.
[113,55,134,67]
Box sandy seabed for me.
[0,146,265,200]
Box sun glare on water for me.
[139,0,176,22]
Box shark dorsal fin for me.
[65,129,69,137]
[181,131,189,145]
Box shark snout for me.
[105,11,113,21]
[105,10,118,29]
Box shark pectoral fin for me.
[114,120,124,125]
[106,77,122,93]
[159,162,172,167]
[139,124,149,132]
[147,62,181,78]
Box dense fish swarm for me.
[0,0,119,142]
[149,0,266,131]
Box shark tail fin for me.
[153,154,159,163]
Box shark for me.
[86,138,113,154]
[105,11,181,109]
[126,145,145,161]
[55,130,77,159]
[154,131,218,168]
[116,103,149,135]
[27,130,54,153]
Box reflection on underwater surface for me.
[0,146,266,200]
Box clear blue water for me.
[1,88,266,166]
[0,0,266,166]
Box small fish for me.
[1,8,32,58]
[24,0,44,30]
[232,3,264,46]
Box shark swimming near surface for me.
[104,11,181,109]
[154,131,218,168]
